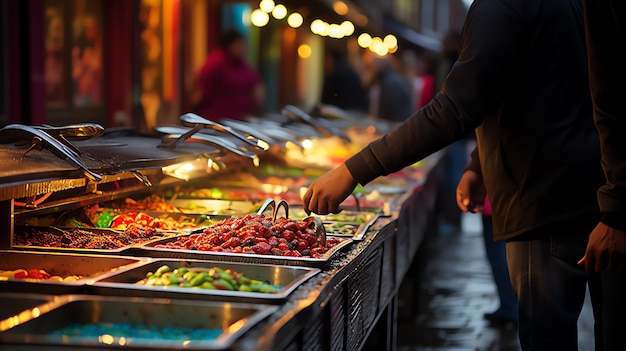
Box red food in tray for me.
[154,214,340,258]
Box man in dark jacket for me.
[303,0,605,349]
[580,1,626,349]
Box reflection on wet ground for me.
[395,213,594,351]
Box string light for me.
[287,12,303,28]
[272,4,287,19]
[259,0,275,13]
[358,33,372,48]
[251,9,270,27]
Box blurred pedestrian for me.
[580,1,626,349]
[193,29,264,121]
[303,1,604,349]
[321,48,368,113]
[361,50,413,122]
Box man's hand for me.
[578,222,626,272]
[302,164,358,215]
[456,169,486,213]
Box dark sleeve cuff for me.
[344,146,386,186]
[600,212,626,232]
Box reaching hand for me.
[302,164,358,215]
[456,169,486,213]
[578,222,626,272]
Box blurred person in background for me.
[361,50,413,122]
[580,1,626,349]
[321,48,368,113]
[304,1,605,349]
[413,53,437,109]
[193,29,264,121]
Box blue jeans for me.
[482,216,517,319]
[505,213,601,350]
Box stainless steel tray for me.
[89,259,319,303]
[165,199,262,215]
[134,236,353,267]
[289,208,381,241]
[0,251,147,294]
[0,294,278,350]
[12,226,176,254]
[0,293,57,322]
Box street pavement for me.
[395,213,595,351]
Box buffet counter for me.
[0,114,443,351]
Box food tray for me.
[289,208,381,241]
[134,236,353,267]
[0,294,278,350]
[89,259,319,303]
[0,251,147,293]
[165,199,262,215]
[12,226,176,254]
[0,293,56,323]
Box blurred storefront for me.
[0,0,467,130]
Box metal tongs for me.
[179,113,270,151]
[282,105,351,143]
[155,125,259,165]
[0,124,103,181]
[256,198,326,246]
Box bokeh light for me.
[259,0,275,13]
[251,9,270,27]
[358,33,372,48]
[298,44,312,59]
[332,1,349,15]
[272,4,287,19]
[287,12,303,28]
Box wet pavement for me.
[395,213,595,351]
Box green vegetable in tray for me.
[135,265,280,293]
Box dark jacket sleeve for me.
[345,0,524,185]
[584,0,626,231]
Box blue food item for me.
[49,322,222,343]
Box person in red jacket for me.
[193,29,264,121]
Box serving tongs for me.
[155,125,259,165]
[282,105,351,143]
[34,123,105,155]
[256,198,326,246]
[0,124,103,181]
[178,113,270,151]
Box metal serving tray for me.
[289,208,381,241]
[165,199,262,215]
[0,251,147,294]
[134,236,353,267]
[89,259,319,303]
[0,293,56,322]
[0,294,278,350]
[12,226,175,254]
